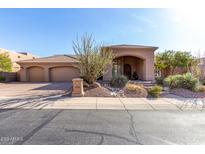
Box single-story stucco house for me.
[17,44,158,82]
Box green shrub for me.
[110,75,128,88]
[0,76,5,82]
[148,85,163,98]
[164,73,199,91]
[155,77,164,85]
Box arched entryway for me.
[113,56,145,80]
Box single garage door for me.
[50,66,80,82]
[28,66,44,82]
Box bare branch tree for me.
[73,34,114,84]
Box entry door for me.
[123,64,131,79]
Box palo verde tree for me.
[0,53,12,72]
[155,50,197,77]
[73,34,114,84]
[155,50,174,77]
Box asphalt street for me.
[0,109,205,145]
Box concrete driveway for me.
[0,82,72,98]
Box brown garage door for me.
[50,66,80,82]
[28,66,44,82]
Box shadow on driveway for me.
[32,82,72,91]
[0,92,71,109]
[0,82,72,97]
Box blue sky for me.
[0,8,204,57]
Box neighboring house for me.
[0,48,37,72]
[17,44,158,82]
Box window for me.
[155,70,161,77]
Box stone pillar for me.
[72,78,84,96]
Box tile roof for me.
[17,55,78,64]
[17,44,158,64]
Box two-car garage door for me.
[27,66,80,82]
[50,66,80,82]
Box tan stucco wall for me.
[103,48,155,81]
[18,63,80,82]
[0,48,37,72]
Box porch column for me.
[103,64,113,81]
[144,57,155,81]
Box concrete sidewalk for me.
[1,96,205,111]
[0,96,205,111]
[50,97,205,111]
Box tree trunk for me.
[171,67,176,75]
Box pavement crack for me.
[64,129,135,144]
[96,97,98,110]
[162,98,183,111]
[14,110,63,145]
[118,97,142,145]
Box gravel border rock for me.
[171,88,205,98]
